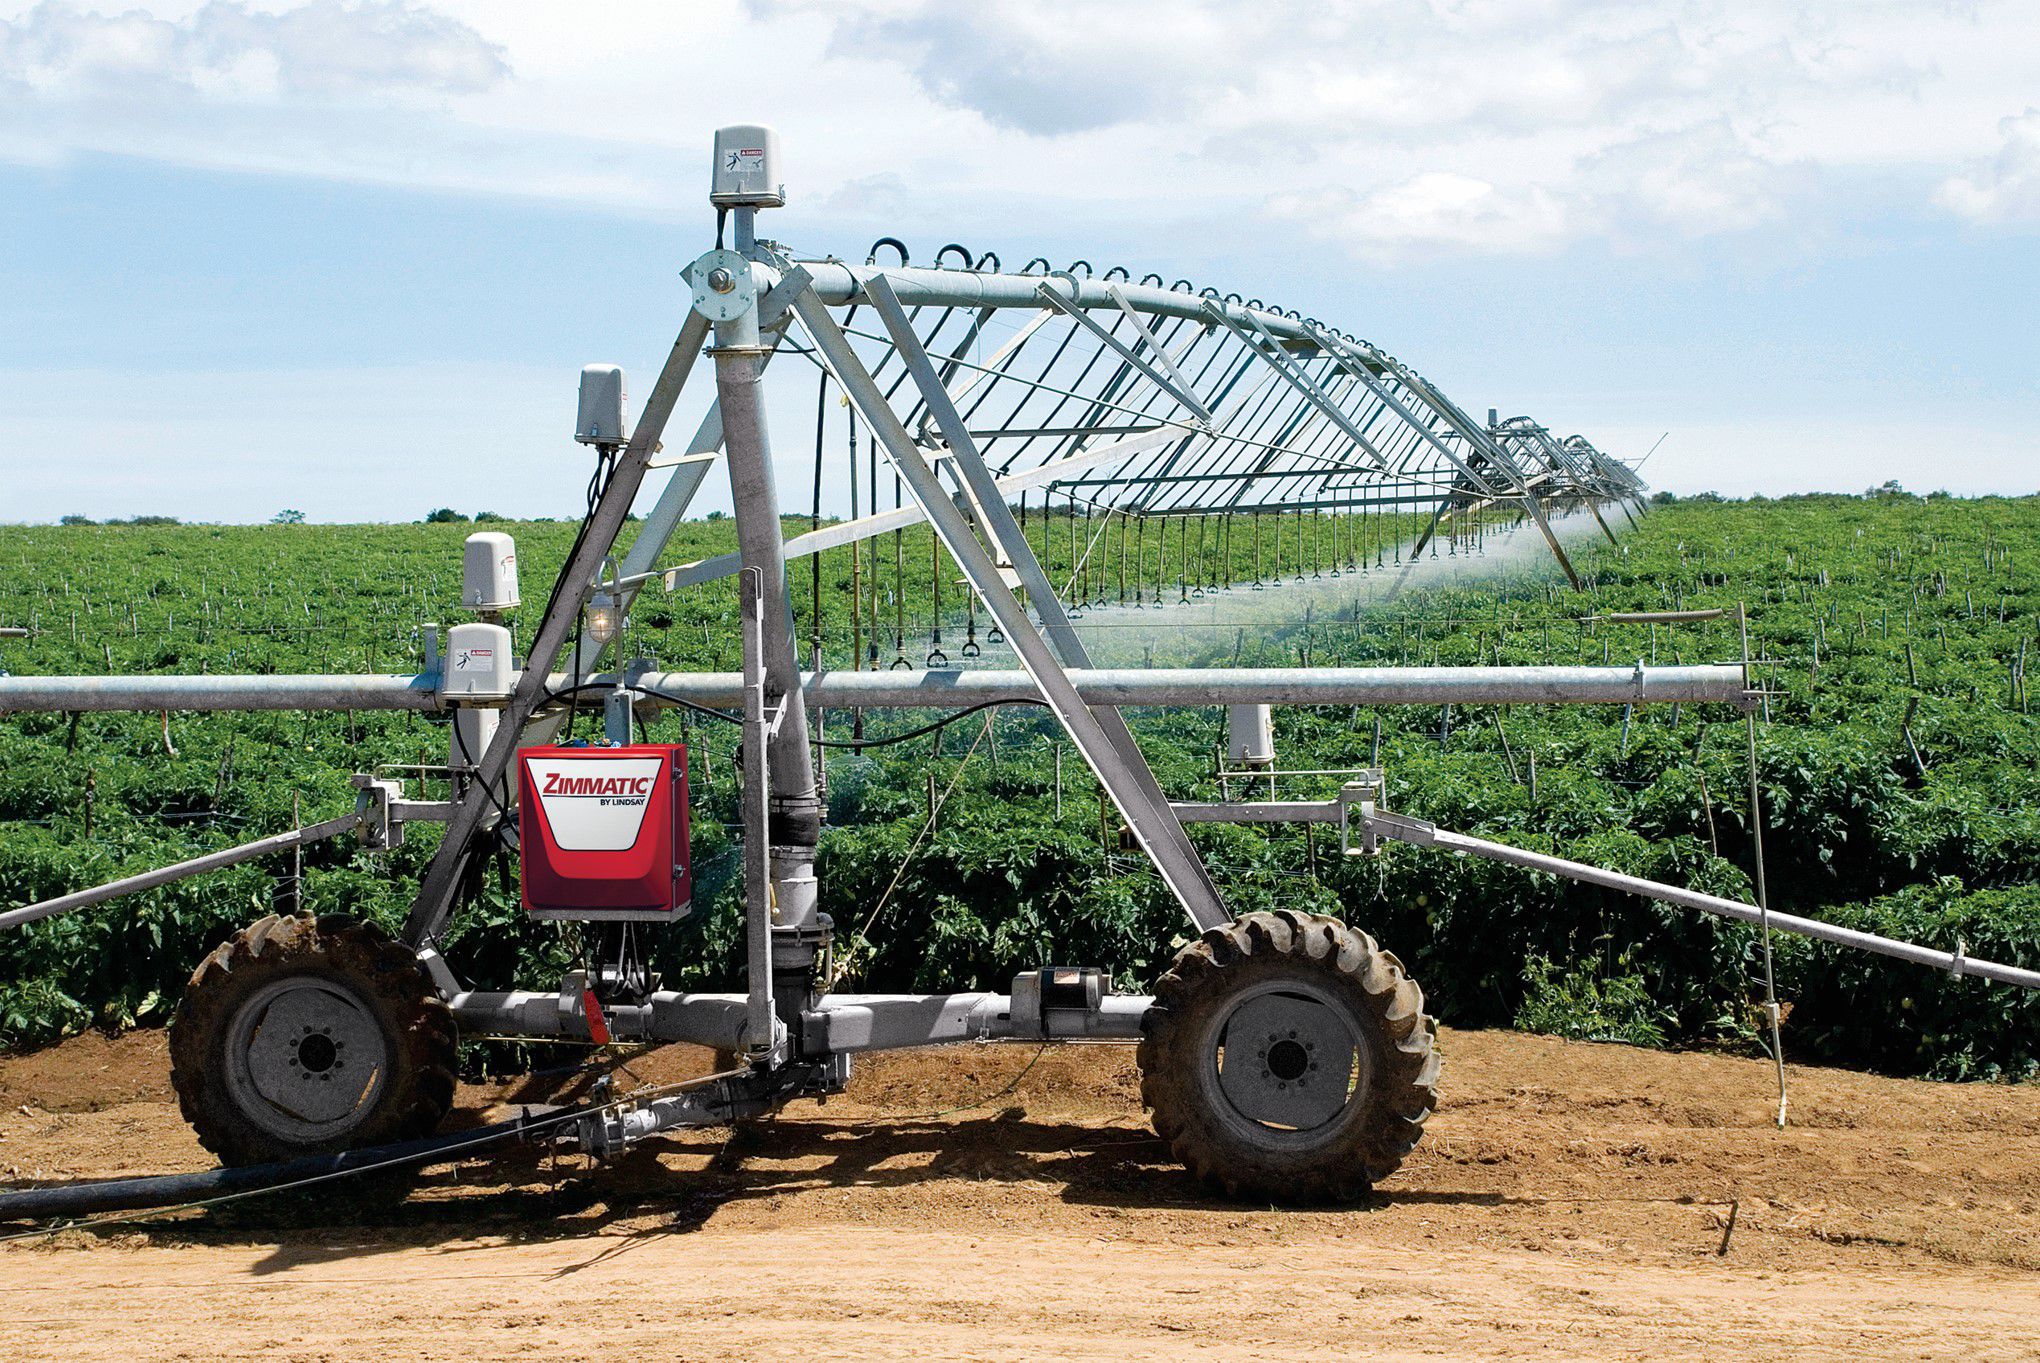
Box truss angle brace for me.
[1205,303,1393,476]
[796,279,1231,933]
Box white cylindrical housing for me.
[462,532,519,614]
[576,364,628,445]
[450,707,509,811]
[442,622,514,701]
[1227,703,1275,766]
[450,706,499,771]
[710,125,785,207]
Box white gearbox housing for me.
[462,532,520,614]
[443,621,514,702]
[711,125,785,208]
[576,364,628,446]
[1227,703,1275,766]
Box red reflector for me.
[582,988,612,1046]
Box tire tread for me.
[1138,910,1438,1204]
[169,913,457,1167]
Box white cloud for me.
[814,171,913,218]
[781,0,1217,135]
[1581,121,1791,237]
[1270,121,1791,259]
[1938,108,2040,224]
[1272,173,1574,258]
[0,0,2035,257]
[0,1,507,101]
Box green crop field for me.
[1,490,2036,1079]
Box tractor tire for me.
[170,913,458,1168]
[1138,909,1437,1203]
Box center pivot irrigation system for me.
[4,127,2037,1213]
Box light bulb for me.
[585,590,620,648]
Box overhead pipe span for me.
[628,663,1754,710]
[0,664,1754,714]
[0,673,440,713]
[798,262,1331,350]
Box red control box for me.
[518,744,691,921]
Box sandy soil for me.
[0,1026,2036,1361]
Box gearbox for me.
[519,744,692,922]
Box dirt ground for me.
[0,1026,2035,1361]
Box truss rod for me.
[646,425,1193,593]
[1036,283,1216,426]
[808,276,1232,933]
[402,308,713,947]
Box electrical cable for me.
[828,711,995,990]
[544,681,1045,751]
[534,445,617,640]
[855,1040,1051,1124]
[0,1057,747,1241]
[540,679,744,729]
[448,709,516,827]
[433,440,620,921]
[812,698,1047,749]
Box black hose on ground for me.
[0,1108,551,1222]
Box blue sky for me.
[1,0,2035,523]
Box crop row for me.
[0,491,2035,1077]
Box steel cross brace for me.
[1550,434,1632,534]
[1507,424,1622,548]
[871,280,1231,930]
[1105,284,1217,419]
[1304,327,1501,500]
[652,425,1190,593]
[795,277,1232,934]
[1190,318,1397,515]
[1203,303,1395,477]
[403,309,713,946]
[1569,477,1624,547]
[1034,282,1217,427]
[1367,352,1584,537]
[543,267,813,715]
[1124,357,1283,515]
[875,280,1232,931]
